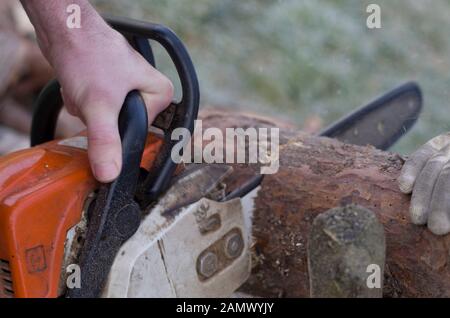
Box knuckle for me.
[82,85,119,110]
[430,133,450,150]
[158,75,175,106]
[411,147,433,164]
[428,154,447,165]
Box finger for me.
[83,102,122,182]
[398,133,450,193]
[134,67,174,123]
[410,151,449,224]
[141,92,173,123]
[427,160,450,235]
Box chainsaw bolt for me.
[224,232,244,259]
[198,252,218,278]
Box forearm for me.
[20,0,109,62]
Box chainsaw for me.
[0,15,423,298]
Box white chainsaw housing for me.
[61,164,258,298]
[102,196,252,298]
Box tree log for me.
[198,109,450,298]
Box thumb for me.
[83,103,122,182]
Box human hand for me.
[398,133,450,235]
[47,22,173,182]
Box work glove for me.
[398,133,450,235]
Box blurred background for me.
[1,0,450,154]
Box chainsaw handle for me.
[105,16,199,120]
[105,16,200,205]
[116,91,149,196]
[31,16,200,206]
[30,79,62,147]
[67,90,147,298]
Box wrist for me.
[46,18,118,68]
[21,0,111,64]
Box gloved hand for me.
[398,133,450,235]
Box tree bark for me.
[198,109,450,298]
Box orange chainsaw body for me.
[0,134,162,298]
